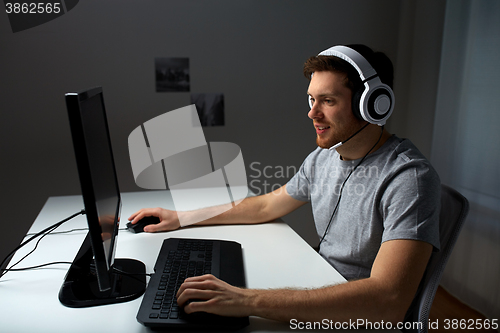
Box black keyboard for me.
[136,238,249,330]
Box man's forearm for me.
[246,277,407,325]
[244,239,432,324]
[178,185,305,227]
[178,194,272,227]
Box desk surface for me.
[0,190,395,332]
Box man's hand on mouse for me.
[128,208,180,233]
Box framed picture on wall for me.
[191,93,225,127]
[155,57,190,92]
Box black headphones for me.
[309,45,395,126]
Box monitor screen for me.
[60,87,145,307]
[73,88,119,273]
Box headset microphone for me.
[328,122,370,150]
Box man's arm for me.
[127,185,307,232]
[176,239,432,324]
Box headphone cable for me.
[318,126,384,251]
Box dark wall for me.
[2,0,433,267]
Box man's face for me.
[307,71,364,149]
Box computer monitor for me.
[59,87,146,307]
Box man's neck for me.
[336,125,391,161]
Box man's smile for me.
[315,124,331,134]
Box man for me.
[128,44,441,324]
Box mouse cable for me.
[25,226,128,237]
[0,209,86,279]
[112,266,154,280]
[86,261,153,284]
[25,227,88,237]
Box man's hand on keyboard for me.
[128,208,180,233]
[176,274,254,317]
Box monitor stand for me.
[59,233,146,308]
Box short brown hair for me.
[303,55,362,92]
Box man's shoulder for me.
[393,136,426,159]
[379,135,432,166]
[376,135,440,185]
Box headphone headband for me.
[318,45,377,82]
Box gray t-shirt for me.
[286,135,441,281]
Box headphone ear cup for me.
[359,78,395,125]
[351,88,364,121]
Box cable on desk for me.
[83,262,153,284]
[25,227,128,237]
[111,266,154,285]
[3,262,73,272]
[25,227,89,237]
[0,209,86,279]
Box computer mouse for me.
[126,216,161,233]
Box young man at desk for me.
[129,44,441,325]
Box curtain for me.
[431,0,500,319]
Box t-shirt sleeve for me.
[379,159,441,251]
[285,153,315,202]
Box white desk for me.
[0,190,396,332]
